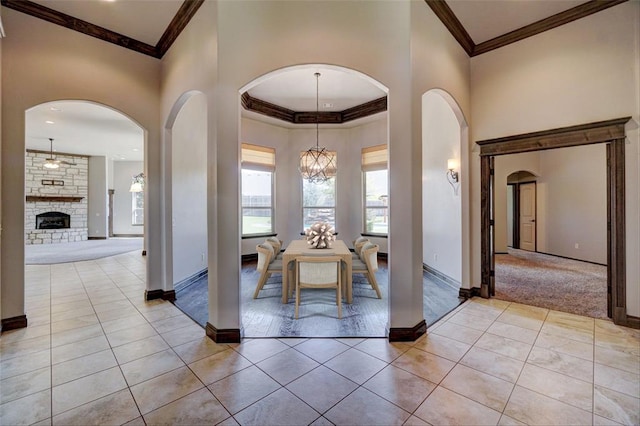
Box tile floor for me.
[1,251,639,425]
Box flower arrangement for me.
[304,222,335,249]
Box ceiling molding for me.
[0,0,204,59]
[424,0,474,56]
[242,92,387,125]
[426,0,628,57]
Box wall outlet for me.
[575,243,579,249]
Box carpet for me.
[25,238,143,264]
[495,248,607,319]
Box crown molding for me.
[424,0,474,56]
[0,0,204,59]
[242,92,387,125]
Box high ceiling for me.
[8,0,623,156]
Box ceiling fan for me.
[44,138,77,169]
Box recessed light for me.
[45,120,55,124]
[132,148,139,152]
[322,102,333,108]
[49,106,61,112]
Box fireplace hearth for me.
[36,212,71,230]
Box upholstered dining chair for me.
[352,236,369,259]
[351,242,382,299]
[254,243,283,299]
[294,255,343,319]
[265,236,283,259]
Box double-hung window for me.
[301,151,337,230]
[131,192,144,226]
[362,144,388,235]
[241,143,275,236]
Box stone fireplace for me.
[25,150,89,244]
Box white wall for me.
[1,8,161,321]
[422,92,462,283]
[171,93,207,284]
[88,156,108,238]
[113,161,143,236]
[470,1,640,315]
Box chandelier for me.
[299,72,336,183]
[129,172,145,192]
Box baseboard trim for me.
[423,264,460,289]
[241,253,258,262]
[175,268,208,293]
[388,319,426,342]
[206,322,241,343]
[533,250,607,267]
[145,289,176,301]
[88,236,107,240]
[1,315,28,333]
[625,315,640,329]
[459,287,481,299]
[112,234,143,238]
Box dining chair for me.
[254,243,283,299]
[265,236,283,259]
[294,255,343,319]
[352,236,369,259]
[351,242,382,298]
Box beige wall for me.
[470,1,640,316]
[1,8,161,321]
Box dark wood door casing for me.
[477,117,633,327]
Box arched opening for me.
[421,89,469,323]
[237,64,390,337]
[24,100,145,264]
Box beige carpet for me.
[495,248,608,319]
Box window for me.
[132,192,144,226]
[302,176,336,230]
[362,144,388,235]
[241,143,275,236]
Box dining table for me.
[281,239,353,304]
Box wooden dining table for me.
[281,239,353,304]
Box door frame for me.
[477,117,634,327]
[517,181,536,252]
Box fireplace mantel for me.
[26,196,84,203]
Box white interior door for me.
[519,182,536,251]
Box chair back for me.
[256,243,274,271]
[360,242,379,272]
[296,256,342,287]
[265,236,282,254]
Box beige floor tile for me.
[442,364,514,412]
[535,330,594,361]
[475,332,532,361]
[413,332,472,362]
[0,366,51,404]
[256,347,320,385]
[51,306,96,323]
[234,387,320,426]
[51,323,104,348]
[52,349,118,386]
[541,322,594,344]
[595,362,640,398]
[460,346,524,383]
[546,310,595,331]
[527,346,594,382]
[141,305,185,322]
[496,311,544,331]
[487,322,539,345]
[130,366,204,415]
[325,347,387,384]
[353,338,412,363]
[143,388,231,426]
[0,335,51,361]
[111,334,170,364]
[150,314,198,334]
[595,331,640,357]
[293,338,350,363]
[462,299,508,319]
[52,335,110,364]
[100,313,149,335]
[594,384,640,425]
[208,365,280,415]
[593,413,623,425]
[52,367,127,416]
[189,348,251,385]
[96,305,140,322]
[50,314,99,334]
[51,300,92,315]
[517,363,592,411]
[286,365,358,413]
[414,386,501,426]
[505,303,549,320]
[403,415,430,425]
[0,324,51,345]
[498,414,527,425]
[335,337,366,347]
[363,364,436,412]
[52,388,140,425]
[392,347,455,384]
[595,344,640,374]
[0,389,51,426]
[0,348,50,380]
[431,321,483,345]
[173,336,230,364]
[595,319,640,340]
[277,337,310,347]
[91,299,133,314]
[160,323,207,347]
[504,385,592,425]
[106,322,158,348]
[233,338,291,364]
[121,348,185,386]
[447,311,495,331]
[325,387,410,425]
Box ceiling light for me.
[299,73,336,183]
[129,173,145,192]
[45,120,55,124]
[49,106,61,112]
[132,148,139,152]
[322,102,333,108]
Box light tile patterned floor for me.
[1,251,639,425]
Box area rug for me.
[495,248,607,319]
[25,237,143,264]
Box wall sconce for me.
[129,173,145,192]
[447,158,459,194]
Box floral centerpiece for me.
[304,222,335,249]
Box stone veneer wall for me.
[25,150,89,244]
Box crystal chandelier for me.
[299,72,336,183]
